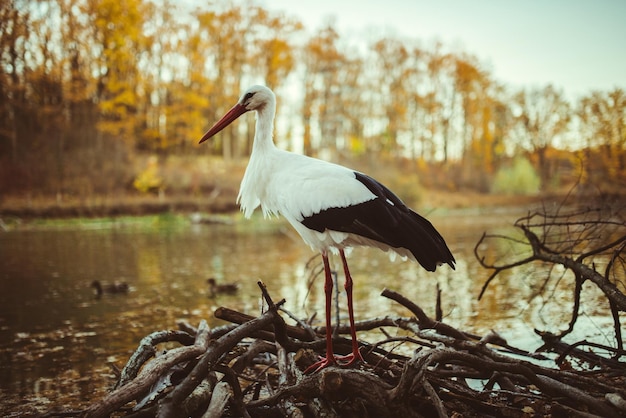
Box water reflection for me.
[0,212,617,406]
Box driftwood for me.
[46,280,626,418]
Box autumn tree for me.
[0,0,24,163]
[245,9,302,154]
[577,88,626,185]
[335,53,368,155]
[88,0,143,145]
[249,10,301,89]
[398,47,437,163]
[137,0,189,152]
[0,0,103,193]
[301,24,347,156]
[193,5,246,160]
[512,85,571,186]
[454,55,510,191]
[1,0,624,201]
[422,45,456,163]
[0,0,35,169]
[191,4,299,159]
[370,37,412,155]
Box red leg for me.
[336,249,365,366]
[304,251,337,373]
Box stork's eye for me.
[244,92,255,102]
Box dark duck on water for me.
[91,280,129,298]
[207,278,239,297]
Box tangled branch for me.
[475,198,626,353]
[40,282,626,417]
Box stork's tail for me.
[400,209,455,272]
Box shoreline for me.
[0,189,621,222]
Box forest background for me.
[1,0,625,217]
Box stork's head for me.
[239,85,275,111]
[199,85,275,144]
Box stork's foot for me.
[336,349,365,367]
[304,355,337,374]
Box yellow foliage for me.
[133,157,163,193]
[4,0,625,200]
[348,136,366,156]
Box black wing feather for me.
[301,172,455,272]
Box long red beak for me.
[199,103,248,144]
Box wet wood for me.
[72,282,625,418]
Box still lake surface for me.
[0,209,615,407]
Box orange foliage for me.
[0,0,623,198]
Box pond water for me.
[0,209,616,410]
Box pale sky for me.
[263,0,626,100]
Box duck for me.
[91,280,129,298]
[207,277,239,297]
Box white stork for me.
[199,85,455,372]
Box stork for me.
[199,85,455,372]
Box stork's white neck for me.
[237,94,278,218]
[251,100,277,154]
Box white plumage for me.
[200,85,455,372]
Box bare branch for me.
[76,286,625,418]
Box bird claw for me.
[305,350,365,373]
[335,350,365,367]
[304,355,337,374]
